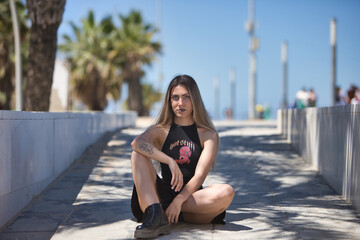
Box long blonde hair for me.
[155,75,219,165]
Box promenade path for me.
[0,119,359,240]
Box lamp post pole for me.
[246,0,258,119]
[157,0,163,90]
[214,76,220,120]
[330,18,337,106]
[282,41,288,109]
[230,68,236,119]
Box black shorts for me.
[131,175,226,224]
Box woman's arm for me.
[131,125,183,192]
[165,129,218,223]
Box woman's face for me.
[171,85,193,120]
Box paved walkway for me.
[1,119,359,239]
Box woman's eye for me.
[172,96,179,101]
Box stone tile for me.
[158,223,213,240]
[61,202,133,227]
[53,219,135,240]
[3,215,63,232]
[0,232,54,240]
[22,199,73,216]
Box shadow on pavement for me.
[213,124,360,239]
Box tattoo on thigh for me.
[139,143,153,155]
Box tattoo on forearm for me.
[138,143,154,155]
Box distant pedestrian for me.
[346,84,356,104]
[351,87,359,104]
[256,104,264,119]
[264,104,271,119]
[296,88,309,109]
[308,88,317,107]
[225,107,233,120]
[130,75,234,239]
[335,86,346,106]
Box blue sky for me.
[58,0,360,119]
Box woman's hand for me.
[165,199,182,224]
[168,159,183,192]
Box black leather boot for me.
[134,203,170,239]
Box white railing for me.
[278,105,360,211]
[0,111,137,228]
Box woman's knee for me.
[213,184,235,204]
[131,151,150,165]
[225,184,235,201]
[131,150,143,160]
[131,151,156,181]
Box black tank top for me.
[161,122,203,186]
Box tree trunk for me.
[0,43,13,110]
[90,67,107,111]
[128,76,145,116]
[24,0,65,111]
[123,60,145,116]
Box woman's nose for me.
[178,97,184,105]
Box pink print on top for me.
[175,146,191,164]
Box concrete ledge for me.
[278,105,360,211]
[0,110,137,228]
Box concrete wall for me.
[0,110,137,228]
[279,105,360,211]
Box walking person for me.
[351,86,359,104]
[130,75,235,239]
[308,88,317,107]
[335,86,346,106]
[346,84,356,104]
[296,87,309,109]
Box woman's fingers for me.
[170,215,178,224]
[172,172,183,192]
[167,212,179,224]
[171,174,180,190]
[170,166,181,191]
[169,159,183,192]
[169,214,174,224]
[170,169,178,187]
[169,160,177,186]
[170,173,175,186]
[175,177,183,192]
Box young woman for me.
[130,75,234,239]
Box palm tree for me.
[24,0,65,111]
[0,0,28,110]
[59,11,121,111]
[111,10,161,116]
[60,10,161,114]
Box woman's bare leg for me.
[132,152,171,239]
[131,151,159,212]
[181,184,235,224]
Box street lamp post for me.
[156,0,163,90]
[245,0,258,119]
[214,76,220,120]
[330,18,337,106]
[230,68,236,119]
[282,41,288,109]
